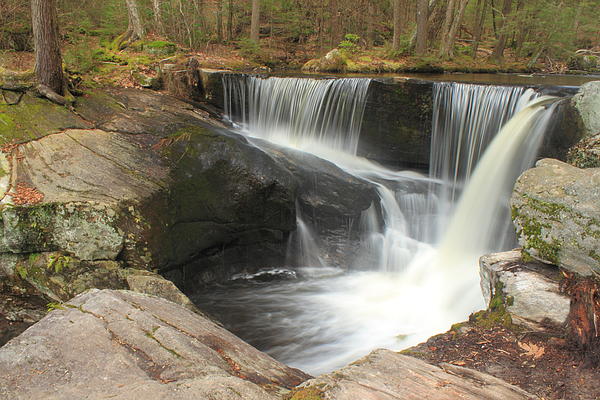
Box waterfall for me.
[429,82,538,242]
[222,75,371,154]
[203,75,562,375]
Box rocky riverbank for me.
[1,75,599,398]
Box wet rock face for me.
[0,289,310,400]
[511,159,600,276]
[358,79,433,169]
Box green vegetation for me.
[469,281,517,329]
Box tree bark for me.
[392,0,402,51]
[562,271,600,367]
[125,0,145,41]
[31,0,64,96]
[491,0,512,62]
[250,0,260,42]
[415,0,429,55]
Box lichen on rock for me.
[511,158,600,276]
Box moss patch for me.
[0,94,88,144]
[469,281,517,330]
[286,387,326,400]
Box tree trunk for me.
[392,0,402,51]
[491,0,512,62]
[151,0,164,34]
[227,0,234,41]
[471,0,486,58]
[366,1,375,47]
[31,0,64,96]
[125,0,145,41]
[330,0,340,46]
[216,0,223,43]
[562,271,600,367]
[415,0,429,55]
[250,0,260,42]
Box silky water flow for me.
[194,76,559,375]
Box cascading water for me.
[429,82,538,243]
[192,75,560,375]
[223,75,371,154]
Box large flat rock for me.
[0,289,309,400]
[291,349,536,399]
[511,158,600,276]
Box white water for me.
[193,76,559,375]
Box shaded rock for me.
[161,60,228,110]
[480,250,570,330]
[511,159,600,276]
[256,140,377,227]
[571,80,600,138]
[567,132,600,168]
[292,349,535,399]
[124,269,206,315]
[0,289,309,400]
[74,88,218,136]
[0,87,300,282]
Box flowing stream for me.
[192,76,559,375]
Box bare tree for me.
[31,0,64,96]
[415,0,429,55]
[250,0,260,42]
[151,0,164,34]
[439,0,470,58]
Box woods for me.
[0,0,596,72]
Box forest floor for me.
[404,320,600,400]
[2,33,586,92]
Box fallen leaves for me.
[9,183,44,205]
[518,341,545,359]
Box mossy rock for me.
[511,159,600,276]
[302,49,347,73]
[568,54,600,72]
[143,41,177,56]
[0,94,89,144]
[567,133,600,168]
[6,252,126,302]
